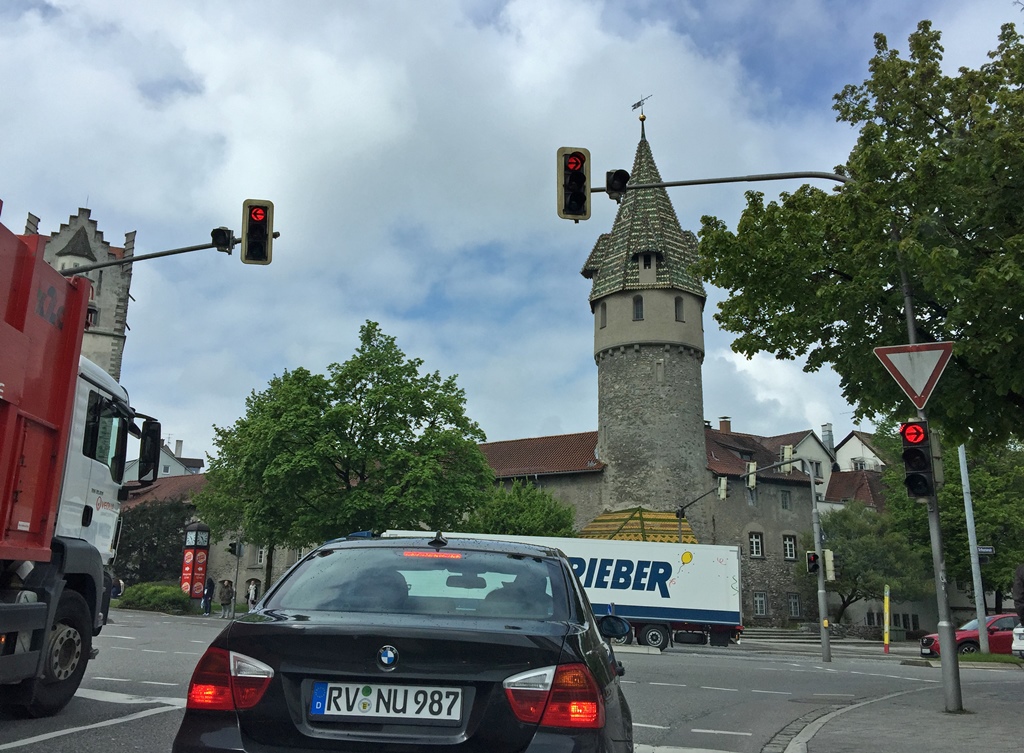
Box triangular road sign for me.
[873,342,954,410]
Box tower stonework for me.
[37,208,135,381]
[581,121,715,537]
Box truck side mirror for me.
[137,419,162,485]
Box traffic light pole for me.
[58,235,238,276]
[901,268,963,711]
[809,487,832,663]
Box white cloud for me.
[1,0,1002,460]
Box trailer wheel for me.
[20,590,92,718]
[638,624,670,651]
[610,630,634,646]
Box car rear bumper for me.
[173,714,629,752]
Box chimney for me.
[174,440,183,458]
[821,423,834,453]
[719,416,732,433]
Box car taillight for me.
[503,663,604,729]
[185,647,274,711]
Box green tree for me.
[697,21,1024,447]
[883,427,1024,609]
[815,501,930,623]
[197,321,494,554]
[116,498,195,584]
[465,480,577,537]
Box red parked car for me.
[919,613,1020,657]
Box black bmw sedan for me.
[172,533,633,752]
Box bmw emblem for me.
[377,645,399,671]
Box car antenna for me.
[428,531,448,548]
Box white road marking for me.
[141,649,167,653]
[751,689,791,695]
[141,681,178,686]
[96,635,135,640]
[699,686,738,692]
[633,722,670,729]
[76,688,183,705]
[813,693,855,697]
[91,677,131,682]
[691,728,752,736]
[649,682,687,687]
[0,694,183,751]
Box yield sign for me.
[873,342,954,410]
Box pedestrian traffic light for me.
[717,475,729,500]
[227,541,242,557]
[745,461,757,490]
[241,199,274,264]
[823,549,835,581]
[557,147,591,221]
[806,551,820,574]
[899,420,935,499]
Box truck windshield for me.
[82,391,130,482]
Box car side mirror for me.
[598,614,631,639]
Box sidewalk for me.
[792,664,1022,753]
[628,638,1023,753]
[736,637,1022,752]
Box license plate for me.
[310,682,462,721]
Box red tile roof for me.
[480,432,603,478]
[824,470,887,511]
[706,427,809,484]
[123,473,208,510]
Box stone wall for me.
[596,343,713,516]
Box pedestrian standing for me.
[246,581,258,612]
[218,579,235,619]
[202,577,215,616]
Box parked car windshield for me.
[957,619,980,631]
[263,545,570,621]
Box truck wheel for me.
[21,590,92,717]
[639,625,670,651]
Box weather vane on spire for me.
[631,94,652,114]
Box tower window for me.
[643,254,652,269]
[632,295,644,321]
[675,296,684,322]
[599,301,607,329]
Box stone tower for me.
[32,208,135,381]
[581,118,714,534]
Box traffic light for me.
[717,475,729,500]
[823,549,836,582]
[605,169,630,203]
[806,551,820,574]
[557,147,591,221]
[227,541,242,557]
[899,420,935,498]
[241,199,274,264]
[745,461,757,490]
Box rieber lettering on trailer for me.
[568,558,672,597]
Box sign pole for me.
[883,585,890,654]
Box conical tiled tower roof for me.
[581,121,705,301]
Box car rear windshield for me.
[263,545,570,621]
